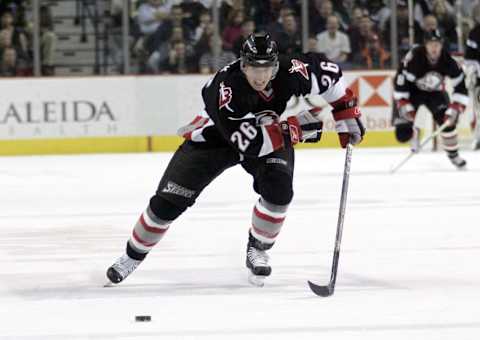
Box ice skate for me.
[246,234,272,287]
[105,254,142,286]
[447,152,467,169]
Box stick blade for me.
[307,280,334,297]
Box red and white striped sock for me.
[128,206,171,254]
[250,198,288,245]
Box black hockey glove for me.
[297,109,324,143]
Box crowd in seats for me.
[0,0,57,77]
[128,0,475,75]
[0,0,478,76]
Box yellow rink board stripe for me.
[0,137,149,156]
[0,131,404,156]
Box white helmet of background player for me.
[240,33,279,91]
[423,29,444,64]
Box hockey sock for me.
[127,206,171,258]
[441,128,459,153]
[250,198,288,246]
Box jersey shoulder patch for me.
[288,58,310,80]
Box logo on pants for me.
[162,181,195,198]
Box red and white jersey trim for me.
[321,78,347,103]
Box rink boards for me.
[0,71,473,155]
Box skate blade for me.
[103,281,115,288]
[248,273,266,287]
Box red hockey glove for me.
[280,113,323,145]
[444,102,465,127]
[280,117,301,145]
[330,88,365,148]
[397,99,416,122]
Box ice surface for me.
[1,147,479,339]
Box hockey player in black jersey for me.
[106,33,365,286]
[392,29,468,168]
[464,22,480,150]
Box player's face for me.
[425,41,442,63]
[243,65,274,91]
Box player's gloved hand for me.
[329,88,365,147]
[397,99,416,122]
[295,109,324,143]
[444,102,465,127]
[335,118,366,148]
[280,112,323,145]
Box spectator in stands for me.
[168,4,194,40]
[219,0,246,30]
[366,0,390,30]
[222,9,245,50]
[414,0,454,26]
[251,0,284,32]
[232,18,255,57]
[265,5,295,35]
[358,33,390,69]
[0,9,28,71]
[135,0,173,69]
[332,0,358,29]
[39,5,56,76]
[382,0,422,60]
[162,40,196,74]
[316,15,351,66]
[179,0,208,32]
[199,35,236,74]
[309,0,334,35]
[147,24,195,73]
[137,0,173,36]
[431,0,458,50]
[273,12,301,54]
[192,10,212,44]
[0,46,17,76]
[349,15,376,65]
[193,22,214,61]
[346,7,369,38]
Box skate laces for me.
[112,254,141,279]
[247,247,269,266]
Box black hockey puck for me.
[135,315,151,322]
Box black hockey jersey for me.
[178,53,349,158]
[465,24,480,76]
[393,45,468,106]
[465,25,480,62]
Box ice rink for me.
[1,146,479,340]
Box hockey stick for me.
[308,142,353,297]
[390,121,449,174]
